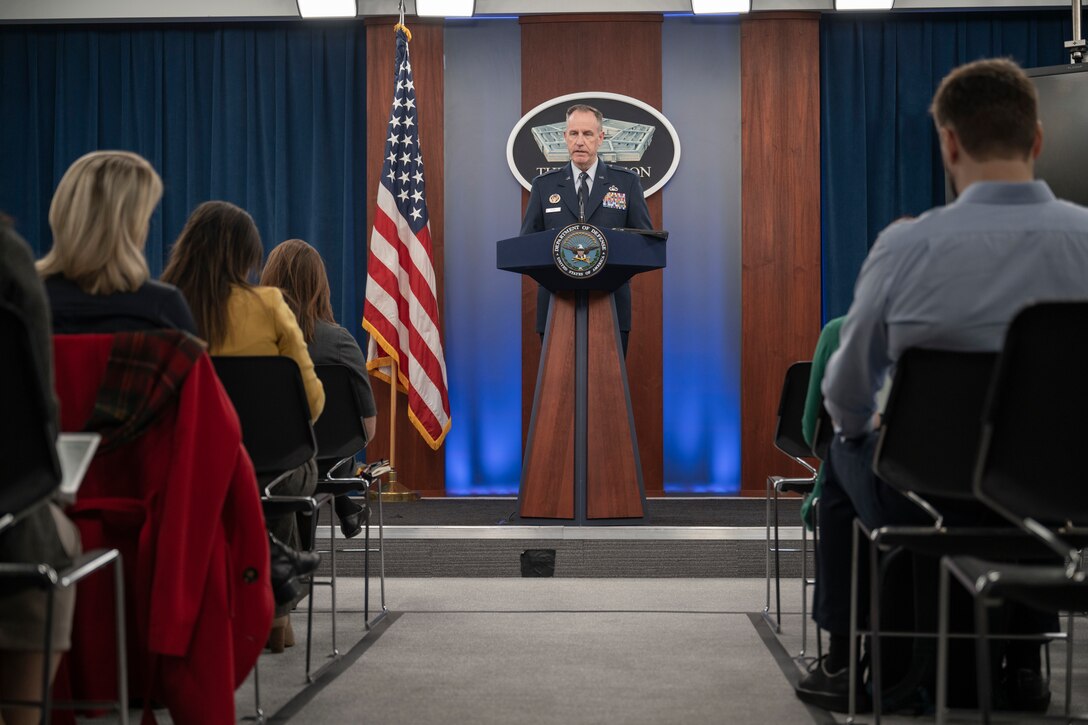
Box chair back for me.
[874,348,997,501]
[211,356,316,476]
[774,361,814,461]
[0,302,61,525]
[975,302,1088,526]
[312,364,369,466]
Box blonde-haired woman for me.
[39,151,196,334]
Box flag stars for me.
[411,189,423,203]
[415,154,423,166]
[403,116,415,129]
[405,79,415,91]
[401,136,414,148]
[404,97,415,110]
[391,115,403,128]
[387,132,399,146]
[413,170,424,184]
[400,152,412,165]
[397,188,410,202]
[410,207,422,221]
[386,169,396,183]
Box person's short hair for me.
[260,238,335,344]
[161,200,263,349]
[929,58,1039,161]
[566,104,604,130]
[38,150,162,294]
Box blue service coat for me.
[519,162,653,333]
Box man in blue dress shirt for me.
[797,58,1088,712]
[520,104,653,354]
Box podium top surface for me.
[496,226,667,293]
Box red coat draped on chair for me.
[52,332,272,724]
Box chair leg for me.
[764,475,775,629]
[848,520,861,725]
[328,496,338,659]
[974,595,993,725]
[800,521,809,657]
[113,554,129,725]
[773,484,783,633]
[870,538,883,723]
[812,498,823,661]
[364,499,371,626]
[936,560,951,725]
[376,476,387,614]
[41,588,55,725]
[1065,612,1075,717]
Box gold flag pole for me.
[381,358,419,501]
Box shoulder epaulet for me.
[606,164,638,176]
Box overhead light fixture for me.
[834,0,893,9]
[416,0,475,17]
[691,0,751,13]
[296,0,357,18]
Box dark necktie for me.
[578,171,589,222]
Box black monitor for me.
[1027,63,1088,207]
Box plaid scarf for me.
[85,330,205,452]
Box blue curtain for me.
[820,11,1070,320]
[0,22,369,341]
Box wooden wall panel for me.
[520,13,665,496]
[740,13,822,495]
[365,18,446,496]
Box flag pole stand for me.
[378,358,419,502]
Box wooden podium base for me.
[518,290,645,523]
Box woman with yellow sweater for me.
[163,201,323,650]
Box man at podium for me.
[520,103,652,354]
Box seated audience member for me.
[162,201,324,651]
[798,58,1088,712]
[261,238,378,539]
[0,215,81,725]
[36,151,196,334]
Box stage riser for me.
[316,538,813,578]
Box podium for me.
[497,226,667,524]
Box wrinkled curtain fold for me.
[820,11,1069,320]
[0,22,368,341]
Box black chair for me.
[764,361,818,657]
[312,364,390,637]
[0,302,128,724]
[851,348,1072,722]
[937,302,1088,724]
[211,356,324,691]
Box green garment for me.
[799,316,844,530]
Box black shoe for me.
[335,497,369,539]
[795,657,872,713]
[1000,667,1051,713]
[270,534,321,579]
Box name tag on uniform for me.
[546,206,562,213]
[603,192,626,210]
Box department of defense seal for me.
[553,223,608,279]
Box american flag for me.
[363,26,451,450]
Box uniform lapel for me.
[583,162,609,222]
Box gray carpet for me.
[265,577,813,725]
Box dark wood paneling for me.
[587,292,643,519]
[520,294,576,519]
[365,18,446,496]
[520,14,665,496]
[740,14,822,495]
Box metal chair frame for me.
[763,361,820,661]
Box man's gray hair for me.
[566,104,603,128]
